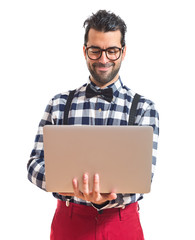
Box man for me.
[27,10,159,240]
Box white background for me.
[0,0,195,239]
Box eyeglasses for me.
[85,46,124,61]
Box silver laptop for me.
[43,125,153,193]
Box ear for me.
[83,45,87,59]
[122,45,127,61]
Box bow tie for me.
[85,84,113,103]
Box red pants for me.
[50,200,144,240]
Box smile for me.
[93,62,114,72]
[96,66,111,72]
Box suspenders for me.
[128,93,141,125]
[63,90,140,126]
[63,90,76,125]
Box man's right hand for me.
[59,173,117,205]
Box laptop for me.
[43,125,153,193]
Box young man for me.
[27,10,159,240]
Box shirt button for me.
[98,108,102,112]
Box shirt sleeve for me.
[27,98,54,191]
[137,100,159,181]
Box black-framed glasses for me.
[85,46,124,61]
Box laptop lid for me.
[43,125,153,193]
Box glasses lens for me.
[106,48,121,60]
[87,47,101,60]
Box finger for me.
[93,173,100,200]
[72,178,81,197]
[107,192,117,200]
[102,192,117,201]
[82,173,89,197]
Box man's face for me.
[83,29,126,88]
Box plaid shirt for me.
[27,77,159,210]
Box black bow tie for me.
[85,84,113,103]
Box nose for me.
[99,51,108,64]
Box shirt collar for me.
[87,76,123,98]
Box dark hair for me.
[83,10,127,47]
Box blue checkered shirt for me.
[27,77,159,210]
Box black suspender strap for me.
[128,93,141,125]
[63,90,76,125]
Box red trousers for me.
[50,200,144,240]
